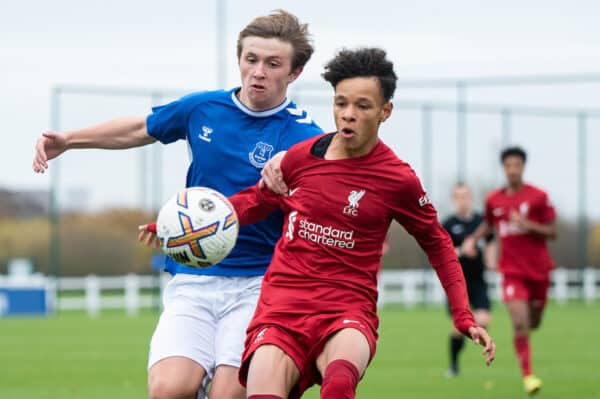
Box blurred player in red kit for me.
[227,47,496,399]
[463,146,555,395]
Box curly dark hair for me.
[501,146,527,163]
[322,48,397,102]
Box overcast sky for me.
[2,0,600,218]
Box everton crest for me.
[248,142,274,168]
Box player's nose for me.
[252,62,267,78]
[341,106,356,121]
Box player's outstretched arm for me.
[467,326,496,366]
[32,116,155,173]
[260,150,288,195]
[228,185,281,226]
[483,241,498,270]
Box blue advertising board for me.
[0,287,49,317]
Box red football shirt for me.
[230,134,476,334]
[485,184,556,281]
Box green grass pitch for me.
[1,302,598,398]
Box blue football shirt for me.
[146,88,322,276]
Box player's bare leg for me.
[316,328,370,398]
[447,308,490,377]
[506,299,529,337]
[207,365,245,399]
[246,344,300,398]
[473,309,491,329]
[148,356,206,399]
[528,300,546,330]
[506,300,541,395]
[447,326,464,377]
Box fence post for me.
[485,271,502,302]
[85,275,100,317]
[124,273,140,316]
[553,268,568,305]
[583,268,596,304]
[46,277,57,314]
[377,271,386,308]
[403,271,419,308]
[426,271,445,304]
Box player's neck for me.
[325,133,378,160]
[505,181,524,194]
[457,210,473,220]
[236,88,287,112]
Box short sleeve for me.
[146,93,203,144]
[279,109,323,150]
[538,192,556,223]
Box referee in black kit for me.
[442,182,495,377]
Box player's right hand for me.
[468,326,496,366]
[260,150,288,195]
[32,131,68,173]
[460,236,478,258]
[138,223,160,249]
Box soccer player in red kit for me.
[462,146,556,395]
[227,48,496,399]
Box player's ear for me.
[380,101,393,123]
[288,66,303,83]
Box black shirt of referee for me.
[442,212,492,311]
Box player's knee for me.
[474,311,491,329]
[208,381,245,399]
[209,365,246,399]
[530,318,542,330]
[513,322,528,335]
[511,316,529,334]
[320,359,359,399]
[149,377,197,399]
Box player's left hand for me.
[468,326,496,366]
[509,209,528,229]
[260,151,288,195]
[138,223,160,249]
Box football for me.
[156,187,238,268]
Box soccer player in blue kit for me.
[32,10,322,399]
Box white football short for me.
[148,273,263,380]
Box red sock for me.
[514,335,533,376]
[248,395,283,399]
[320,359,360,399]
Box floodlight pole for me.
[501,108,512,147]
[421,104,433,196]
[150,91,164,313]
[421,104,433,304]
[49,87,62,311]
[216,0,227,89]
[456,82,467,182]
[577,113,588,274]
[151,93,163,213]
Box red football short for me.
[502,275,550,306]
[238,311,378,399]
